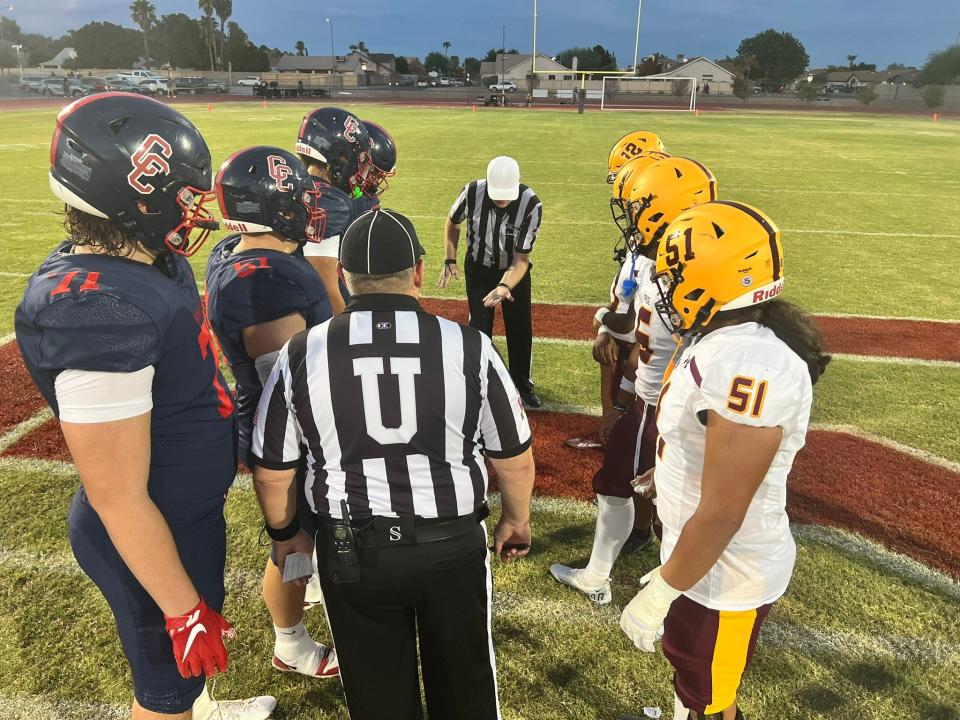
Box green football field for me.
[0,102,959,719]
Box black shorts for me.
[68,489,226,714]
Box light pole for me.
[500,24,506,103]
[13,43,22,74]
[325,17,337,89]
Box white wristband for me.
[619,376,636,394]
[594,307,611,324]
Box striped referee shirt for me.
[449,180,543,270]
[251,293,532,520]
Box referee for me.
[251,208,536,720]
[438,156,544,408]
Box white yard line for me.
[810,423,960,474]
[0,332,15,345]
[0,271,31,278]
[0,695,128,720]
[0,408,53,455]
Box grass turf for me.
[1,102,959,717]
[0,459,958,719]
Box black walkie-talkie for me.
[332,500,358,567]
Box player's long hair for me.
[63,207,135,257]
[715,299,831,384]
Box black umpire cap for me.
[340,208,425,274]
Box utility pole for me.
[500,24,506,105]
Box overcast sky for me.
[5,0,958,69]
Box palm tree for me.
[295,40,307,57]
[129,0,157,65]
[847,54,857,69]
[212,0,232,70]
[349,41,368,53]
[442,41,451,58]
[198,0,216,69]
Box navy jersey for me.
[205,235,333,463]
[15,243,237,522]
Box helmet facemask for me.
[653,265,715,337]
[163,185,219,256]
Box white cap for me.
[486,156,520,201]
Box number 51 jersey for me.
[654,321,812,611]
[15,242,238,522]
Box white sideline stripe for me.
[0,408,54,454]
[811,423,960,474]
[0,694,128,720]
[792,524,960,602]
[0,332,15,345]
[403,213,960,238]
[506,335,960,368]
[0,271,31,278]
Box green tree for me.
[294,40,307,56]
[211,0,232,69]
[918,45,960,85]
[348,41,368,53]
[395,55,409,74]
[1,15,21,43]
[424,51,448,75]
[671,78,690,102]
[442,41,451,57]
[886,62,907,70]
[796,80,819,102]
[223,21,268,71]
[449,54,461,76]
[69,21,142,68]
[482,47,517,63]
[463,56,480,78]
[846,53,857,68]
[198,0,216,70]
[555,44,617,71]
[635,53,665,75]
[736,29,810,90]
[153,13,207,69]
[857,85,877,105]
[129,0,157,64]
[732,76,749,101]
[922,84,945,109]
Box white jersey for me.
[632,256,678,405]
[655,322,812,611]
[605,253,642,343]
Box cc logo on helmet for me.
[267,155,294,192]
[343,115,361,143]
[127,133,173,194]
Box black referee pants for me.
[464,260,534,392]
[317,523,499,720]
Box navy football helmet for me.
[360,120,397,198]
[295,107,372,197]
[49,92,218,256]
[215,146,326,243]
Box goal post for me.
[600,75,698,112]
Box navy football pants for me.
[68,488,227,714]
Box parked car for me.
[416,79,429,88]
[105,77,152,95]
[236,76,262,87]
[18,75,47,93]
[40,77,69,97]
[452,79,465,87]
[63,76,106,98]
[489,80,517,92]
[115,70,165,86]
[139,77,170,94]
[173,76,226,95]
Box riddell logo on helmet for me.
[127,133,173,194]
[752,282,784,303]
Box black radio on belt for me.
[332,500,359,567]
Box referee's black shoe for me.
[519,388,542,409]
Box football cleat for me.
[194,695,276,720]
[272,644,339,679]
[303,572,324,609]
[620,526,655,556]
[549,564,612,605]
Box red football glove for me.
[164,598,234,679]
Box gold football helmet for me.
[606,131,667,183]
[653,201,784,335]
[621,156,717,252]
[610,152,671,242]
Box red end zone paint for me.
[419,299,960,362]
[0,342,46,434]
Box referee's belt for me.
[319,503,490,548]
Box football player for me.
[205,146,339,680]
[566,148,669,451]
[294,106,376,314]
[15,94,275,719]
[360,119,398,198]
[606,130,666,184]
[552,155,717,604]
[617,202,830,720]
